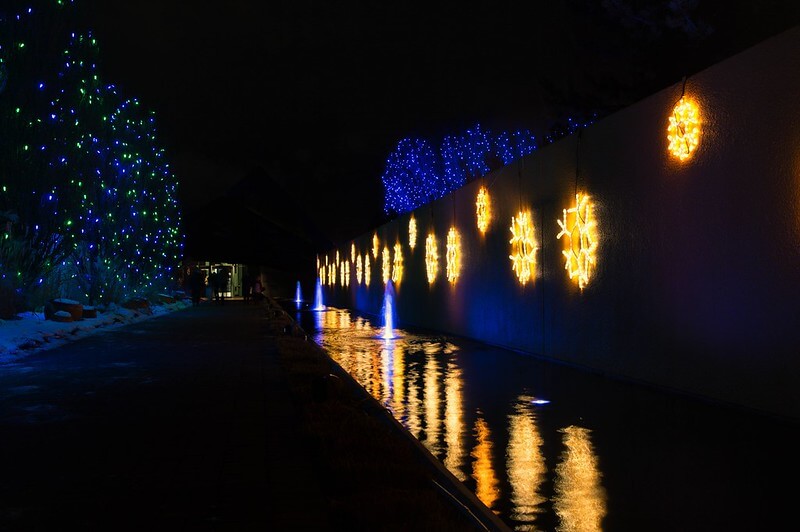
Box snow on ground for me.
[0,299,192,364]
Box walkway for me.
[0,301,327,530]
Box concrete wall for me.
[323,26,800,421]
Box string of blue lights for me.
[0,1,182,306]
[381,119,590,216]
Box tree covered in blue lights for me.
[0,1,182,315]
[381,119,590,215]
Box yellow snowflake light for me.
[351,243,356,263]
[364,254,371,286]
[382,246,391,285]
[476,186,491,234]
[446,227,461,284]
[392,243,404,284]
[425,232,439,285]
[509,210,538,285]
[373,233,379,258]
[319,265,325,284]
[356,254,363,284]
[344,260,350,287]
[329,262,336,286]
[556,193,598,290]
[408,216,417,250]
[667,97,701,161]
[336,250,340,267]
[340,261,346,286]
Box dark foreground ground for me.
[0,299,497,531]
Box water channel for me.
[290,302,800,531]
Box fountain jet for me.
[381,280,398,340]
[313,278,325,311]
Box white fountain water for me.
[313,278,325,311]
[295,281,302,304]
[381,280,397,340]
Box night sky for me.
[70,0,799,243]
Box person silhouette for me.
[189,267,205,306]
[218,268,230,305]
[243,272,253,303]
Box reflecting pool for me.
[294,305,800,532]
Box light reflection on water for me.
[311,308,605,531]
[554,426,606,532]
[297,303,800,531]
[507,396,547,529]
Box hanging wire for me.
[452,189,456,226]
[517,157,523,213]
[574,128,582,196]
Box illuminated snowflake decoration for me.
[356,254,363,284]
[508,210,537,285]
[556,193,598,290]
[425,232,439,285]
[364,254,371,286]
[446,227,461,284]
[373,233,380,258]
[329,263,336,286]
[336,250,340,267]
[476,186,491,234]
[319,265,325,285]
[351,243,356,263]
[346,261,352,287]
[392,243,404,284]
[382,246,391,285]
[339,261,345,286]
[408,215,418,250]
[667,97,701,161]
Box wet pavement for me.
[0,301,327,531]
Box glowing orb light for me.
[408,216,418,250]
[476,186,491,234]
[425,232,439,285]
[382,246,391,285]
[446,227,461,284]
[373,233,379,258]
[364,254,371,286]
[356,255,363,284]
[556,193,598,290]
[509,210,538,285]
[392,243,404,284]
[667,97,701,161]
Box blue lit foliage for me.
[382,119,593,215]
[382,124,537,215]
[381,138,440,216]
[0,2,183,306]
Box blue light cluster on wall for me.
[381,119,592,215]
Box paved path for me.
[0,301,327,531]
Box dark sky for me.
[72,0,799,243]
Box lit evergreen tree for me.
[1,1,183,309]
